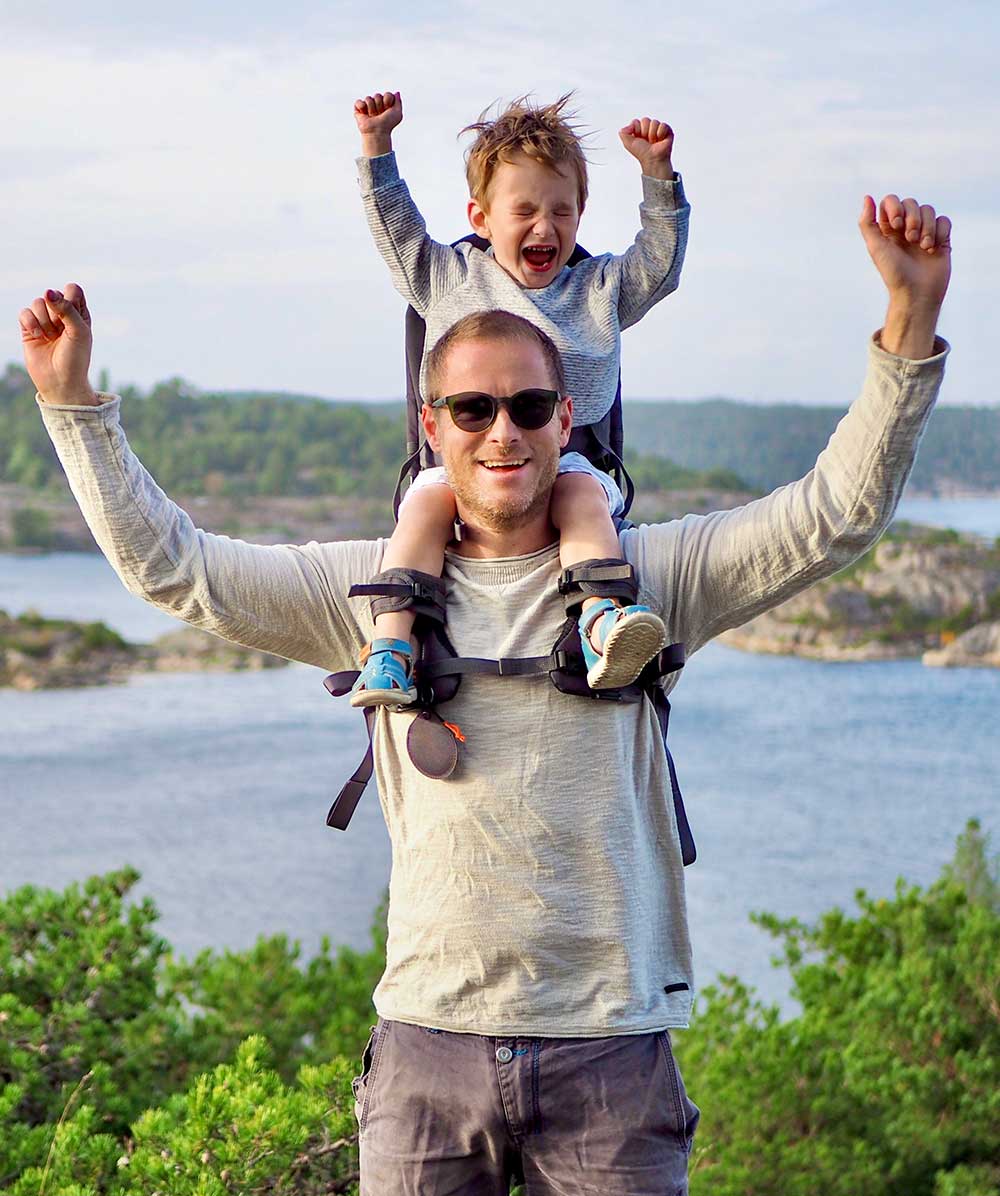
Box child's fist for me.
[354,91,404,138]
[619,118,675,179]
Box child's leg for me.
[550,471,666,688]
[375,482,457,644]
[550,471,622,578]
[351,482,456,709]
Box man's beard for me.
[446,449,560,532]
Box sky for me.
[1,0,997,406]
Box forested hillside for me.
[0,365,743,499]
[4,362,998,499]
[624,398,1000,494]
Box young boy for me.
[350,91,689,706]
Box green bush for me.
[2,827,997,1195]
[1,869,383,1192]
[675,819,1000,1196]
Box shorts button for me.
[496,1046,513,1064]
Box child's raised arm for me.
[352,87,468,316]
[591,114,688,329]
[355,90,404,158]
[618,117,676,181]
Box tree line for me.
[1,363,745,502]
[626,397,1000,494]
[7,362,999,502]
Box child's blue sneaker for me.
[579,599,667,690]
[350,638,417,709]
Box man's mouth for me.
[521,245,557,272]
[479,458,527,473]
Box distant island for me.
[0,611,288,690]
[4,521,999,688]
[721,523,1000,669]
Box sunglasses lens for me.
[450,393,495,431]
[510,390,557,429]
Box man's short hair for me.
[424,310,567,403]
[462,94,589,213]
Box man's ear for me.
[468,197,490,240]
[558,396,573,449]
[420,402,442,452]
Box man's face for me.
[421,335,572,534]
[468,152,583,290]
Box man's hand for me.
[619,118,675,181]
[19,284,99,406]
[859,195,952,360]
[354,91,403,159]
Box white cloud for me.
[0,2,996,405]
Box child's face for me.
[468,152,583,289]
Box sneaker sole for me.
[587,611,667,690]
[349,687,418,710]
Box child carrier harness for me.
[323,239,696,866]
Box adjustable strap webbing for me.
[323,670,372,831]
[651,686,696,866]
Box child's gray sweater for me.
[357,152,689,424]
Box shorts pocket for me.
[353,1017,390,1133]
[657,1030,700,1154]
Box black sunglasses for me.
[429,388,561,433]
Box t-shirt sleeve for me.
[623,334,948,654]
[37,395,383,673]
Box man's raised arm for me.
[19,285,379,673]
[626,192,952,654]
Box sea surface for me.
[2,497,999,1014]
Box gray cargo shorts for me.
[352,1017,700,1195]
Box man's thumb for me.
[857,195,883,254]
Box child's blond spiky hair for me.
[461,93,590,212]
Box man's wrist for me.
[38,384,101,407]
[881,294,942,360]
[641,161,676,182]
[360,134,393,158]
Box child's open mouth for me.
[521,245,558,272]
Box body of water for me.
[2,496,999,1014]
[895,495,1000,539]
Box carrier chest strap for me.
[419,641,686,685]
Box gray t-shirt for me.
[37,334,947,1035]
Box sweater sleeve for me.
[598,173,690,331]
[624,333,949,655]
[357,152,469,315]
[36,396,382,673]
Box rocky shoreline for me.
[5,513,999,686]
[0,612,288,691]
[719,525,1000,669]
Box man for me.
[20,192,951,1195]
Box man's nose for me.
[488,404,521,446]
